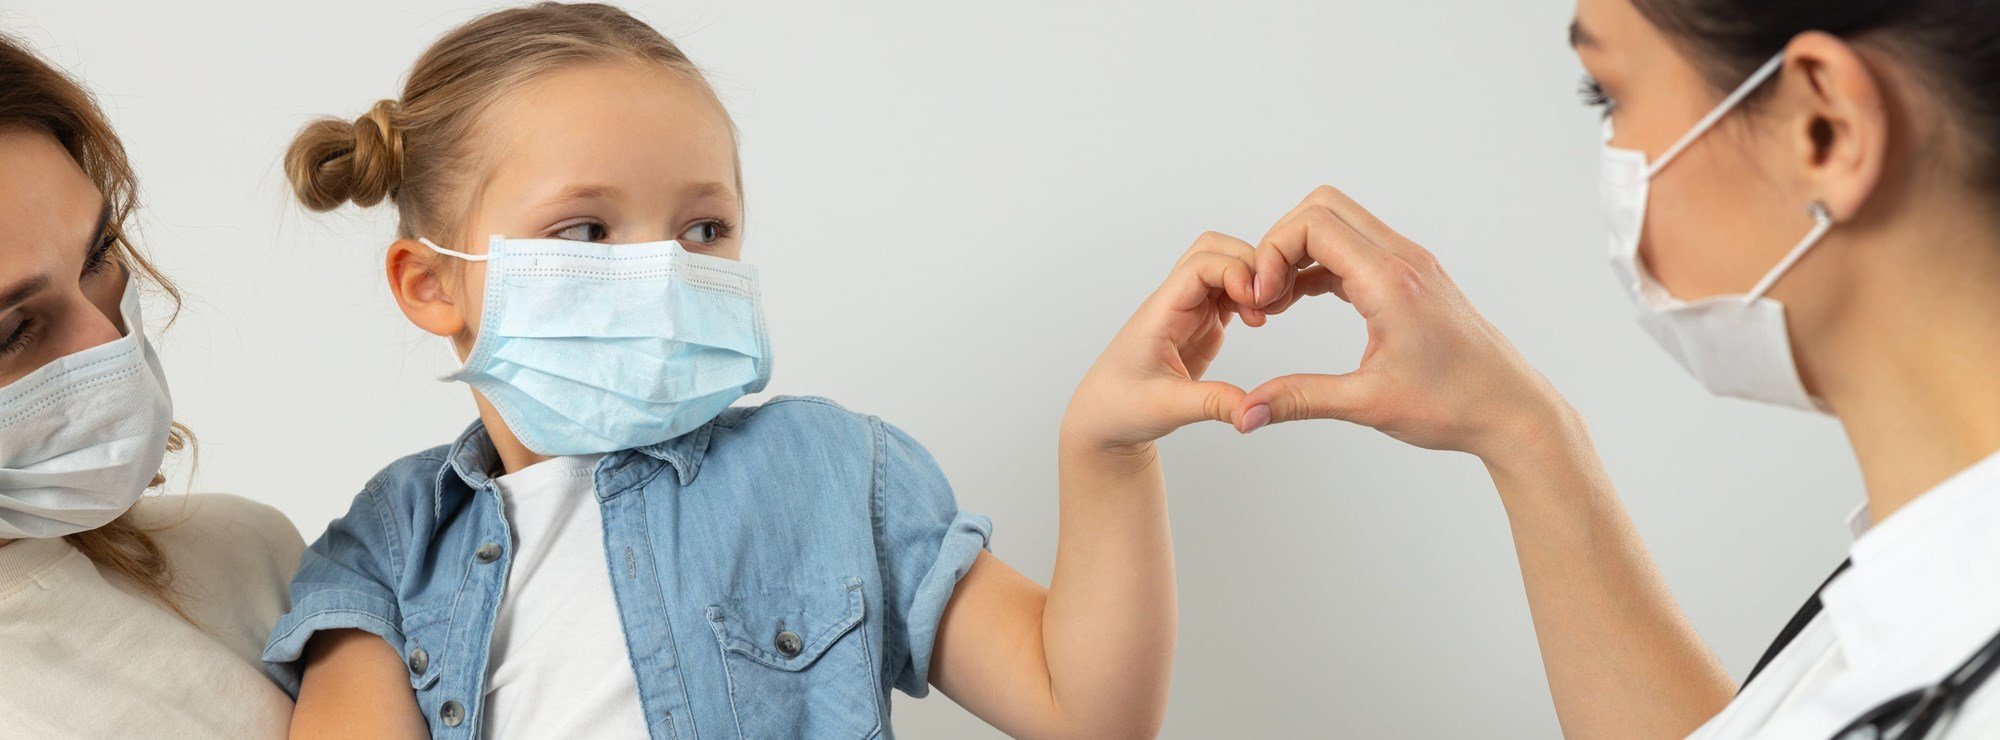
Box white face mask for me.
[0,276,174,539]
[1603,52,1834,413]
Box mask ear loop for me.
[1743,201,1835,303]
[419,237,490,262]
[1645,52,1789,179]
[416,237,487,375]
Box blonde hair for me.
[284,2,731,240]
[0,33,193,618]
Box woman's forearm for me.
[1485,409,1732,739]
[1039,436,1178,738]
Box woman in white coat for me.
[1218,0,2000,736]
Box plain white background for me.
[6,0,1863,736]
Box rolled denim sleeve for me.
[872,419,992,698]
[260,484,407,696]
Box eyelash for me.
[0,317,35,357]
[0,231,119,358]
[549,219,739,245]
[81,232,116,276]
[684,219,736,245]
[1578,74,1615,111]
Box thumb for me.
[1237,373,1374,432]
[1167,379,1249,430]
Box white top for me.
[0,494,303,739]
[1691,450,2000,738]
[483,454,648,739]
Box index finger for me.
[1154,250,1258,315]
[1299,185,1421,261]
[1251,205,1398,310]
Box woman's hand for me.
[1237,186,1576,463]
[1235,186,1732,737]
[1061,232,1267,455]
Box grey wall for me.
[5,1,1861,736]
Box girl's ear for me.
[386,238,468,339]
[1783,32,1889,222]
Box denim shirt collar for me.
[439,419,713,502]
[634,422,714,483]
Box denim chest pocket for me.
[400,613,449,691]
[705,576,882,739]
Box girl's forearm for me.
[1484,411,1732,739]
[1040,435,1178,738]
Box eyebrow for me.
[541,183,624,207]
[0,202,111,314]
[1569,19,1598,48]
[0,274,50,313]
[535,181,739,211]
[682,181,737,203]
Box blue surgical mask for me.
[421,235,772,456]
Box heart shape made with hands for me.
[1103,226,1361,443]
[1204,255,1363,434]
[1135,185,1510,452]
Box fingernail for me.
[1240,404,1272,434]
[1253,274,1265,305]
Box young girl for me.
[264,4,1269,737]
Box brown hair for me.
[284,2,732,242]
[0,33,192,615]
[1633,0,2000,195]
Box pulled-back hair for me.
[1634,0,2000,194]
[284,2,732,242]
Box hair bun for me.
[284,98,405,211]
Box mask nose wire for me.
[1642,52,1789,181]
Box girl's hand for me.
[1062,233,1267,455]
[1237,186,1576,462]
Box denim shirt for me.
[262,396,992,739]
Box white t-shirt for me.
[0,494,303,739]
[483,454,648,739]
[1691,450,2000,738]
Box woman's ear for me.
[1782,31,1890,222]
[386,239,467,339]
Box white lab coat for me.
[1690,451,2000,738]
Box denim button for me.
[440,700,465,727]
[475,542,501,563]
[774,630,803,658]
[406,646,428,675]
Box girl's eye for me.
[1578,74,1617,113]
[678,220,735,246]
[553,221,609,242]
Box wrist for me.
[1472,395,1589,479]
[1058,421,1152,460]
[1058,419,1160,475]
[1474,399,1617,522]
[1059,381,1155,457]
